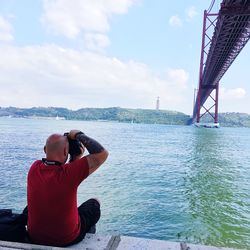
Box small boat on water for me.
[55,115,65,120]
[194,122,220,128]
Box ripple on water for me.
[0,119,249,249]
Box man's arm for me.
[68,130,108,175]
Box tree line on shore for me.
[0,106,250,127]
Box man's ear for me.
[44,146,46,154]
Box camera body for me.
[64,133,84,162]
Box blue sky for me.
[0,0,249,115]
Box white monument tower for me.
[156,96,160,110]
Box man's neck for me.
[42,158,62,166]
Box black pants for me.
[23,198,101,247]
[65,198,101,246]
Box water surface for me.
[0,117,249,249]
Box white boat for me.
[55,115,65,120]
[194,122,220,128]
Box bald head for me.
[44,134,69,163]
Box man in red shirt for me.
[27,129,108,246]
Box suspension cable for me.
[207,0,216,13]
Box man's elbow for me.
[93,149,109,167]
[101,149,109,164]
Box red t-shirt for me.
[27,157,89,246]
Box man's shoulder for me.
[32,159,42,166]
[63,156,89,176]
[27,160,43,181]
[65,156,88,167]
[29,160,43,171]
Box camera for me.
[64,133,84,162]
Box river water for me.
[0,117,249,249]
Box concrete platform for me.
[0,234,244,250]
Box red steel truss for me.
[193,0,250,124]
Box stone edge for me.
[0,236,246,250]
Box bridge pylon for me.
[194,10,220,128]
[196,82,219,127]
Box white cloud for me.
[84,33,110,52]
[186,6,198,20]
[166,69,189,89]
[0,16,14,42]
[169,15,182,28]
[220,87,246,100]
[41,0,137,39]
[0,45,189,111]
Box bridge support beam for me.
[195,10,208,124]
[215,83,219,124]
[194,9,219,126]
[196,84,219,125]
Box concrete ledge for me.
[0,234,244,250]
[0,239,65,249]
[67,234,113,249]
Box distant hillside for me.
[0,106,250,127]
[200,112,250,127]
[0,106,190,125]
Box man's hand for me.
[70,142,85,162]
[67,129,108,175]
[68,129,83,140]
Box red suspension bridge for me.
[192,0,250,127]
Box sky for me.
[0,0,249,115]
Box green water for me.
[0,118,249,248]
